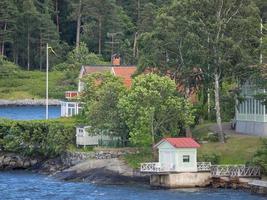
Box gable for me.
[157,140,176,150]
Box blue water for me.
[0,106,60,120]
[0,171,265,200]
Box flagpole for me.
[46,43,49,120]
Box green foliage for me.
[252,139,267,174]
[205,133,220,142]
[123,148,153,169]
[81,72,128,139]
[0,119,75,158]
[54,42,108,72]
[198,153,221,165]
[118,74,195,147]
[0,59,76,99]
[220,81,237,121]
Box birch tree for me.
[139,0,260,143]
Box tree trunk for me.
[207,87,211,120]
[137,0,140,23]
[260,18,263,64]
[214,72,224,143]
[1,22,7,56]
[55,0,60,33]
[185,128,192,137]
[133,32,138,58]
[39,34,42,71]
[27,29,30,71]
[98,17,102,55]
[75,0,82,48]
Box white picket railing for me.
[140,162,211,173]
[140,162,161,172]
[197,162,211,172]
[211,165,261,177]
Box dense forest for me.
[0,0,264,70]
[0,0,171,69]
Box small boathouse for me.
[141,137,212,188]
[154,137,200,172]
[140,137,261,188]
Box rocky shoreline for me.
[0,151,266,196]
[0,99,61,106]
[0,151,149,185]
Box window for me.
[183,155,190,163]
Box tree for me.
[118,74,195,147]
[81,72,128,139]
[138,0,260,143]
[0,0,18,56]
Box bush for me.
[198,153,221,164]
[0,119,75,158]
[205,132,219,142]
[252,139,267,175]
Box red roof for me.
[112,67,136,88]
[80,66,136,88]
[154,137,200,148]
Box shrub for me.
[252,139,267,175]
[198,153,221,164]
[0,119,75,158]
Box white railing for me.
[140,162,161,172]
[140,162,260,177]
[211,165,261,177]
[197,162,211,172]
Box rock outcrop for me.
[55,158,149,185]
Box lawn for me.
[0,60,76,99]
[198,134,264,164]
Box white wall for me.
[176,148,197,172]
[157,141,197,172]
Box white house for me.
[141,137,201,173]
[235,82,267,136]
[60,58,136,117]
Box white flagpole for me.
[46,43,49,120]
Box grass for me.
[124,148,154,169]
[0,60,76,99]
[192,122,265,164]
[124,123,265,169]
[198,134,264,164]
[67,144,94,153]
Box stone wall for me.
[0,153,39,169]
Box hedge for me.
[0,119,75,158]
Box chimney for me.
[112,54,121,66]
